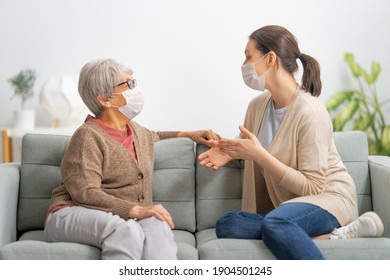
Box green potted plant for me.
[7,68,37,129]
[326,53,390,156]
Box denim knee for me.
[260,213,325,260]
[215,211,240,238]
[261,215,285,239]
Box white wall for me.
[1,0,389,139]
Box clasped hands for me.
[198,125,264,170]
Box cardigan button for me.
[137,173,143,180]
[137,194,144,202]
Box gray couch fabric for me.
[1,131,390,260]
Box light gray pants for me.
[44,206,177,260]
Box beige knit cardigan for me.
[240,90,358,226]
[48,121,177,220]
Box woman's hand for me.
[178,130,221,147]
[129,204,175,229]
[216,125,265,162]
[211,125,287,181]
[198,125,261,170]
[198,146,232,170]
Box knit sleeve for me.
[61,128,136,219]
[154,131,179,141]
[130,120,178,142]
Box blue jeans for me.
[216,202,340,260]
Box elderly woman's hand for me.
[129,204,175,229]
[178,130,221,147]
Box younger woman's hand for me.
[198,146,232,170]
[216,125,264,161]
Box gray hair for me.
[78,58,133,117]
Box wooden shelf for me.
[1,127,76,163]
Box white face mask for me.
[241,53,269,91]
[111,87,144,120]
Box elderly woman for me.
[44,58,219,260]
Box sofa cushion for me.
[18,134,70,233]
[2,229,197,260]
[198,237,276,260]
[314,238,390,260]
[197,232,390,260]
[333,131,372,214]
[0,163,20,248]
[153,137,196,232]
[0,240,101,260]
[17,134,196,234]
[195,146,244,231]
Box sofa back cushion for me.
[332,131,371,214]
[18,134,70,233]
[195,130,371,231]
[18,134,196,234]
[152,138,196,232]
[195,147,244,231]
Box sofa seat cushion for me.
[173,230,198,260]
[0,240,101,260]
[196,228,217,246]
[314,238,390,259]
[197,228,390,260]
[197,230,275,260]
[173,230,196,247]
[0,230,100,259]
[0,229,198,260]
[175,243,198,260]
[19,230,46,241]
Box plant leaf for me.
[7,68,37,109]
[333,98,360,131]
[381,125,390,154]
[344,53,361,78]
[361,67,371,85]
[353,115,373,131]
[368,61,381,84]
[325,91,354,110]
[369,142,380,155]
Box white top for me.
[257,98,288,174]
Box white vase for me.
[13,109,36,129]
[39,76,89,127]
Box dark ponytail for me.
[299,53,322,97]
[249,25,322,97]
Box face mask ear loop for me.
[108,102,120,109]
[253,52,269,65]
[252,53,270,78]
[262,67,271,77]
[107,92,123,108]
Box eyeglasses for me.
[113,79,137,89]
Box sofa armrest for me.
[368,156,390,238]
[0,163,20,247]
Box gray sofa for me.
[1,131,390,260]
